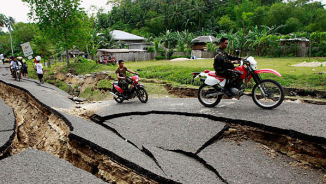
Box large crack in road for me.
[0,80,325,183]
[0,81,174,184]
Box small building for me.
[191,36,218,58]
[96,30,154,61]
[191,36,219,50]
[279,38,310,57]
[279,38,309,47]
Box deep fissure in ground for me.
[0,81,165,184]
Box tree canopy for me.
[97,0,326,36]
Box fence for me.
[191,50,214,58]
[113,52,155,62]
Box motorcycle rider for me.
[115,60,137,98]
[214,37,242,96]
[10,57,21,78]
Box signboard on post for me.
[21,42,33,57]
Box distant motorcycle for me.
[110,72,148,103]
[13,65,21,82]
[192,56,284,109]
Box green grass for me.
[49,57,326,91]
[143,82,177,98]
[97,79,112,89]
[57,80,72,93]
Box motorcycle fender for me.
[204,76,226,87]
[138,83,145,87]
[113,85,124,93]
[254,69,282,77]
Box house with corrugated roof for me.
[97,30,154,62]
[279,38,310,57]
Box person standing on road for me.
[34,56,44,83]
[21,60,28,78]
[214,37,242,96]
[115,60,136,92]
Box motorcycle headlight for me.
[135,78,139,83]
[251,63,258,70]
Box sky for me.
[1,0,325,25]
[1,0,111,24]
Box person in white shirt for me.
[34,56,44,83]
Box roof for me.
[192,36,218,43]
[111,30,145,41]
[126,43,152,46]
[97,49,147,53]
[279,38,310,42]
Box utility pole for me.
[5,18,14,56]
[8,22,14,56]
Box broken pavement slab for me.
[198,139,323,184]
[102,114,227,153]
[0,98,15,155]
[0,148,108,184]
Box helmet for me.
[36,56,41,61]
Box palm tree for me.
[161,30,176,59]
[97,28,115,49]
[152,38,164,56]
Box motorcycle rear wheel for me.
[198,84,222,107]
[137,87,148,103]
[113,89,124,103]
[252,79,284,109]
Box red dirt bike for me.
[192,56,285,109]
[110,72,148,103]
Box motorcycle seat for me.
[208,71,230,79]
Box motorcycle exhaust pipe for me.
[206,92,224,97]
[109,92,119,98]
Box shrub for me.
[155,56,167,60]
[57,81,72,93]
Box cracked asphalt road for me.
[95,97,326,139]
[0,65,325,183]
[94,104,325,183]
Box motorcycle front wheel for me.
[252,79,284,109]
[198,84,222,107]
[137,87,148,103]
[17,71,21,82]
[113,89,124,103]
